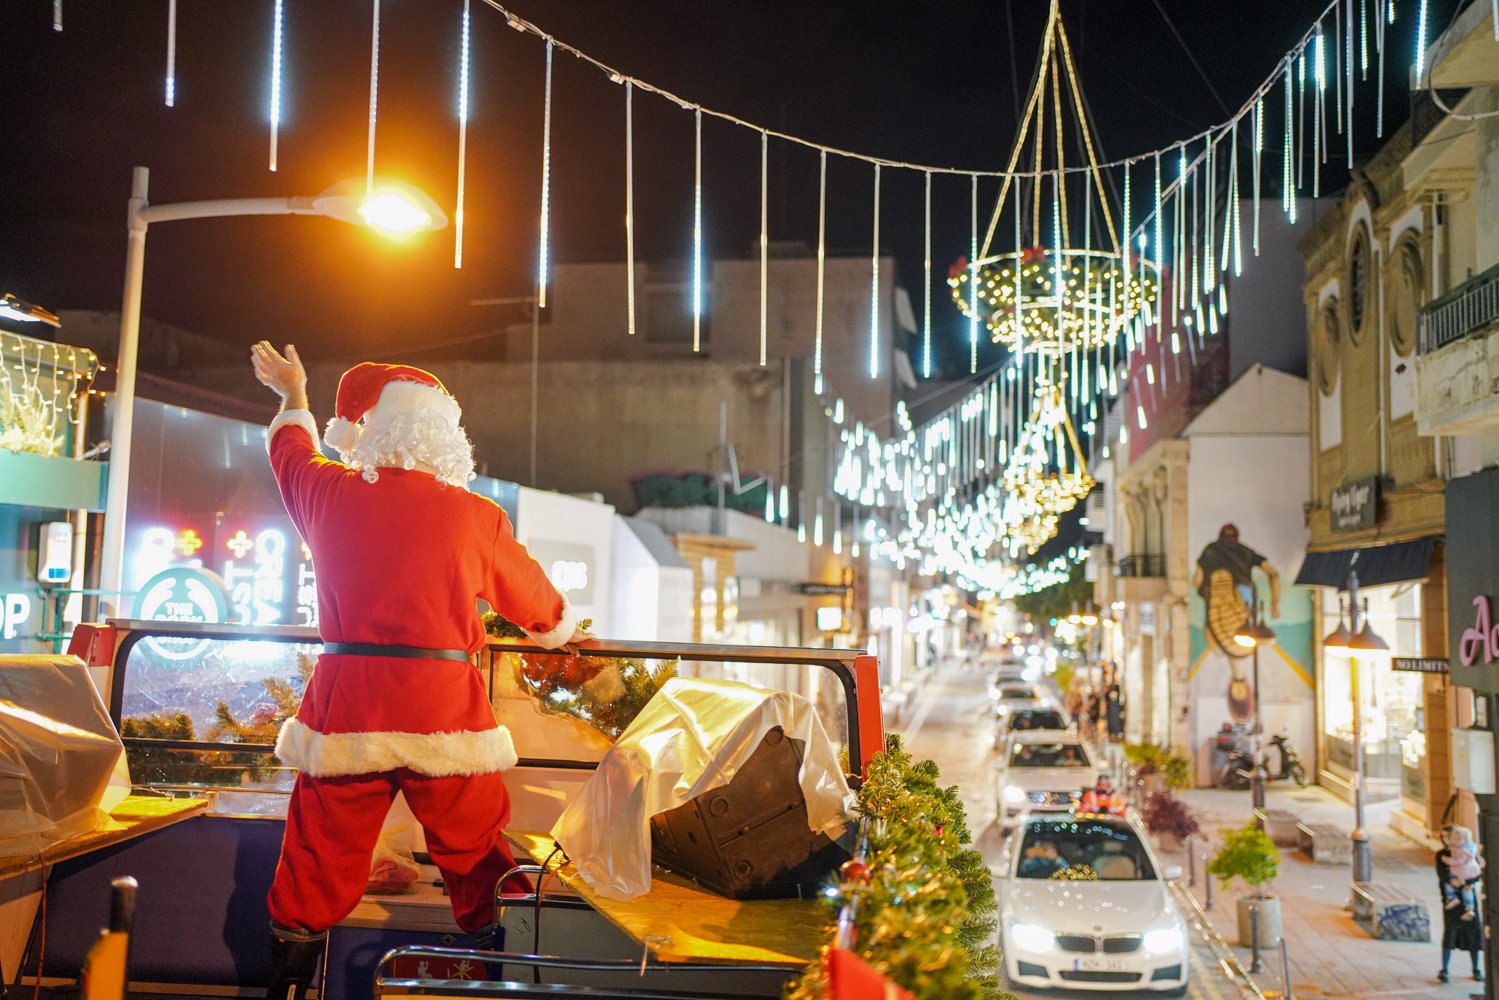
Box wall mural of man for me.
[1192,523,1280,723]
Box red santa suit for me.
[263,363,576,937]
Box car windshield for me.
[1010,709,1066,731]
[999,686,1034,700]
[1010,742,1089,768]
[1015,821,1157,881]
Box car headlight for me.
[1002,784,1027,804]
[1010,922,1054,952]
[1143,926,1184,954]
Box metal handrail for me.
[91,619,880,783]
[375,944,791,990]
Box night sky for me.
[1,1,1446,377]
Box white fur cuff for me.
[266,410,320,453]
[274,718,518,777]
[522,593,579,650]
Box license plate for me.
[1075,957,1129,973]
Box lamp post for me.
[1322,568,1388,888]
[97,166,447,613]
[1234,594,1278,811]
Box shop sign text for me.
[1331,478,1379,532]
[2,593,33,641]
[1459,595,1499,667]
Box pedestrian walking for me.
[1437,825,1485,983]
[1104,677,1124,742]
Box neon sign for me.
[130,522,318,629]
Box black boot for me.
[267,925,327,1000]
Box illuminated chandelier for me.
[951,0,1158,357]
[950,247,1158,355]
[1001,380,1092,552]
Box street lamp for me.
[1322,570,1389,888]
[97,166,447,613]
[1233,595,1279,810]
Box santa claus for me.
[251,342,586,999]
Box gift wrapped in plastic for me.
[551,676,856,900]
[0,655,130,856]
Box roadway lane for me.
[888,661,1248,1000]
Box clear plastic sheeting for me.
[551,676,856,900]
[0,656,130,856]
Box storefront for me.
[1297,536,1449,845]
[0,331,102,653]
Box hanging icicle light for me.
[870,162,882,380]
[537,39,554,308]
[453,0,472,269]
[693,109,704,351]
[366,0,383,200]
[165,0,178,107]
[268,0,284,171]
[814,151,827,374]
[624,81,635,332]
[760,130,769,368]
[923,171,933,378]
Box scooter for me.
[1265,732,1308,786]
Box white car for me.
[995,730,1097,820]
[998,814,1189,994]
[992,704,1070,749]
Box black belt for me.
[321,642,472,662]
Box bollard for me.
[1248,902,1265,974]
[1204,858,1214,911]
[1280,935,1293,1000]
[1188,836,1197,889]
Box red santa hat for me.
[323,362,461,455]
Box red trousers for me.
[268,768,524,935]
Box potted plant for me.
[1141,791,1200,849]
[1207,822,1282,948]
[1124,744,1195,796]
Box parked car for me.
[993,705,1070,748]
[995,730,1098,821]
[998,814,1189,994]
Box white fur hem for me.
[522,593,578,650]
[274,718,518,777]
[267,410,320,453]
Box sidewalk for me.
[1151,782,1471,1000]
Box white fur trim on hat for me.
[266,409,320,453]
[522,593,579,650]
[368,380,462,428]
[324,415,359,455]
[274,718,518,777]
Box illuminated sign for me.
[2,593,33,641]
[129,522,318,629]
[136,566,231,661]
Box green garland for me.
[787,733,1007,1000]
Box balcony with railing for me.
[1416,261,1499,436]
[1116,554,1166,578]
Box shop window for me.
[1321,584,1426,785]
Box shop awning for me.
[1293,536,1439,590]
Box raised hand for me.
[252,341,307,402]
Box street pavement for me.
[886,659,1476,1000]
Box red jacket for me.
[266,411,574,778]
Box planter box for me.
[1235,894,1282,948]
